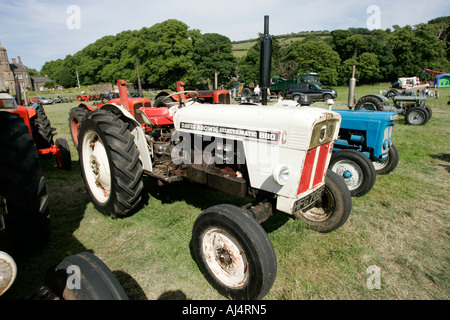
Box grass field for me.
[2,84,449,300]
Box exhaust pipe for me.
[259,15,272,106]
[347,65,356,109]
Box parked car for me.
[286,83,337,102]
[35,96,54,105]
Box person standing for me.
[254,85,261,103]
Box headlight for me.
[273,165,290,186]
[390,114,398,121]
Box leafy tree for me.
[356,52,381,84]
[145,19,196,89]
[285,38,341,85]
[237,45,259,84]
[193,33,236,89]
[56,68,76,88]
[38,16,450,90]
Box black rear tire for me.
[32,104,54,149]
[44,252,129,300]
[78,109,144,218]
[329,149,376,197]
[192,204,277,300]
[0,112,50,257]
[294,170,352,233]
[355,95,385,111]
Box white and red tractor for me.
[71,78,352,299]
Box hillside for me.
[231,30,332,58]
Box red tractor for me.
[76,94,92,102]
[0,93,71,171]
[153,81,230,107]
[68,80,154,148]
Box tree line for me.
[40,17,449,90]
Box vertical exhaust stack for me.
[260,15,272,106]
[347,65,356,109]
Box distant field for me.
[2,84,449,301]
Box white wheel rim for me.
[372,159,388,171]
[0,251,17,296]
[202,227,248,288]
[331,160,362,191]
[82,130,111,203]
[409,110,425,124]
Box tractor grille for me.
[297,141,333,195]
[218,93,230,104]
[133,102,144,124]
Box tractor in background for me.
[354,93,432,126]
[297,94,399,197]
[1,77,128,300]
[68,83,153,148]
[1,91,71,171]
[154,81,230,107]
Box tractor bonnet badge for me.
[319,126,327,142]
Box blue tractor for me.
[296,94,399,197]
[330,109,399,197]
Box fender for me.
[78,103,97,111]
[99,103,153,173]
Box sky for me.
[0,0,449,71]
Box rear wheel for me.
[0,112,50,256]
[329,149,376,197]
[192,204,277,300]
[32,104,54,149]
[78,109,144,218]
[294,170,352,233]
[355,96,385,111]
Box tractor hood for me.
[334,109,398,130]
[174,101,341,151]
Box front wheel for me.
[405,107,429,125]
[192,204,277,300]
[78,109,144,218]
[55,138,71,171]
[372,144,399,175]
[68,107,89,148]
[329,149,376,197]
[294,170,352,233]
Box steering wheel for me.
[161,91,199,107]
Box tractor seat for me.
[139,107,174,126]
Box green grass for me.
[1,84,449,300]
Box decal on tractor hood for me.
[180,122,281,143]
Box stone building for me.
[10,56,31,90]
[0,44,15,93]
[0,43,31,94]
